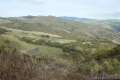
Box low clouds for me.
[24,0,44,4]
[107,12,120,19]
[9,0,44,5]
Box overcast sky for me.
[0,0,120,19]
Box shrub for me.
[0,38,38,80]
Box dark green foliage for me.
[95,45,120,61]
[0,28,8,34]
[108,45,120,59]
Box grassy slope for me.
[0,16,115,40]
[0,27,73,57]
[0,16,120,76]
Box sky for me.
[0,0,120,19]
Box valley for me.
[0,16,120,80]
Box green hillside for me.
[0,16,120,80]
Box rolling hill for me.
[0,16,120,79]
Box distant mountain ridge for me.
[60,16,96,22]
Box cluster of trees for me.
[21,36,120,75]
[0,36,120,80]
[0,37,88,80]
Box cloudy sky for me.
[0,0,120,19]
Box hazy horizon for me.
[0,0,120,19]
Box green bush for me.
[0,28,8,34]
[0,37,38,80]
